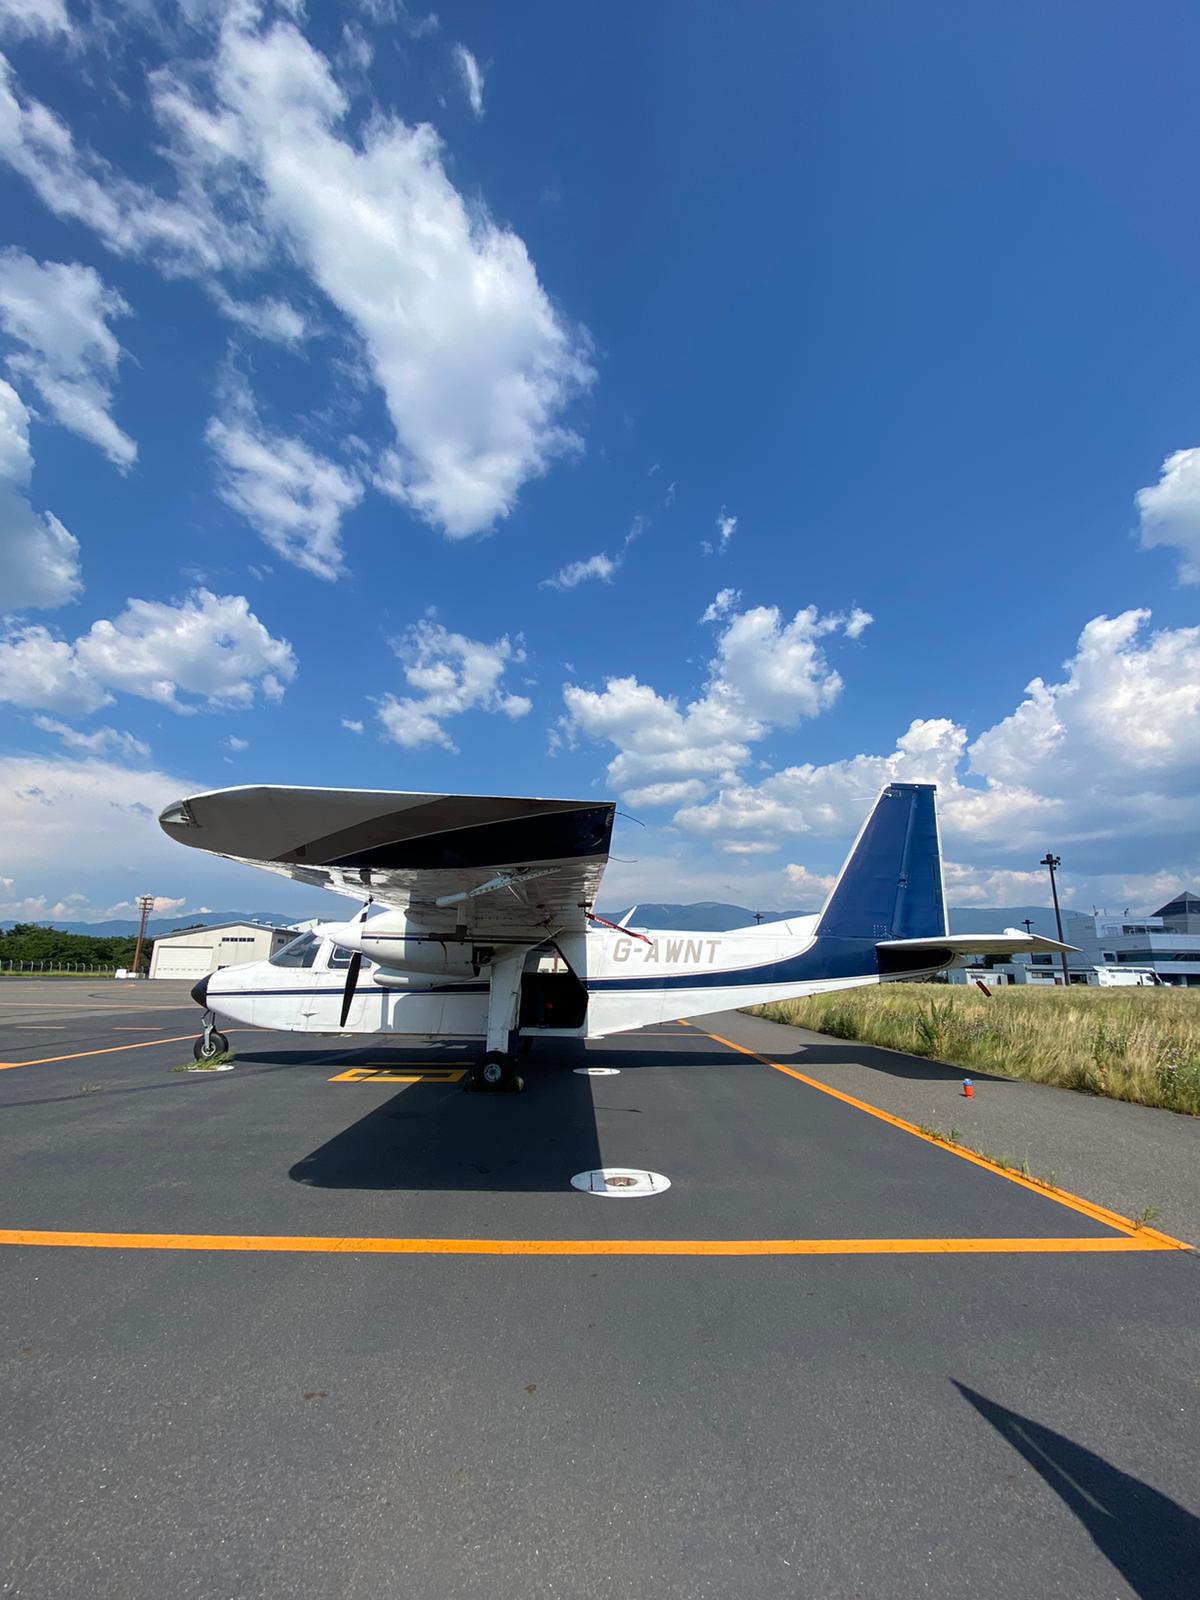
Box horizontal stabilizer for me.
[877,930,1077,957]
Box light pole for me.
[131,893,155,978]
[1038,854,1071,987]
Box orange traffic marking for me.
[0,1228,1182,1257]
[682,1022,1190,1251]
[0,1035,199,1070]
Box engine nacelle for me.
[321,910,495,980]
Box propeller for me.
[337,900,372,1029]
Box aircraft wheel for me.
[479,1051,517,1091]
[193,1031,229,1061]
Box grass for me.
[750,985,1200,1114]
[170,1052,235,1073]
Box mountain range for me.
[2,904,1069,939]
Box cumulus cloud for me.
[0,376,82,610]
[207,385,362,579]
[563,602,864,805]
[377,619,531,750]
[0,250,136,469]
[452,43,484,118]
[700,587,740,623]
[153,10,592,537]
[1136,447,1200,584]
[341,716,363,733]
[0,588,296,714]
[677,610,1200,879]
[207,284,309,347]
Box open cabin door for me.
[518,946,588,1031]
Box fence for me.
[0,961,127,974]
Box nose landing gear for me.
[193,1010,230,1062]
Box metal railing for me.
[0,960,127,974]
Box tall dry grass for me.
[750,985,1200,1114]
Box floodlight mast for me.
[132,894,155,977]
[1038,853,1070,987]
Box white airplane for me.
[160,780,1073,1090]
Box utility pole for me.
[131,894,155,978]
[753,912,763,925]
[1038,854,1071,987]
[1022,918,1034,936]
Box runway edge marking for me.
[0,1230,1184,1257]
[0,1035,200,1070]
[682,1022,1190,1252]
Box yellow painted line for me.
[112,1026,169,1032]
[0,1035,198,1070]
[0,1229,1183,1257]
[329,1067,467,1084]
[16,1026,66,1030]
[683,1023,1191,1252]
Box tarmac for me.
[0,977,1197,1599]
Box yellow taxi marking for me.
[0,1035,199,1070]
[16,1025,67,1029]
[329,1066,468,1084]
[112,1026,169,1032]
[681,1022,1190,1251]
[0,1229,1184,1257]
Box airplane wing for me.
[876,930,1077,958]
[159,785,615,937]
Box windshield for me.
[269,932,320,968]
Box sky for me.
[1,0,1199,926]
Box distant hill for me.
[2,902,1071,940]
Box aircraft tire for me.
[193,1031,229,1061]
[479,1051,517,1091]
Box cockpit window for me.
[269,932,320,968]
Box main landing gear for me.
[465,1051,524,1093]
[193,1010,229,1062]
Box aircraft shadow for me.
[289,1050,603,1193]
[953,1382,1200,1600]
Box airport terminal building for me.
[148,921,297,981]
[950,892,1200,988]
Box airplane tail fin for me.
[816,783,946,942]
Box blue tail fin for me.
[817,784,946,941]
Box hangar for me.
[148,921,296,981]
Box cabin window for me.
[328,946,373,970]
[269,932,320,968]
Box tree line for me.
[0,924,142,968]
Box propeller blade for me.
[339,949,362,1029]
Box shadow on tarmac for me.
[289,1047,605,1191]
[954,1383,1200,1600]
[793,1042,1012,1084]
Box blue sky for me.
[1,0,1198,924]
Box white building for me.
[950,892,1200,988]
[148,921,297,981]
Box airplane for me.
[160,780,1074,1090]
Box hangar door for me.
[153,945,213,980]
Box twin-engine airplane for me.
[160,781,1072,1090]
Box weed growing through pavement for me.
[171,1053,235,1072]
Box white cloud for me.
[377,619,530,750]
[207,386,362,580]
[452,42,484,118]
[702,506,736,555]
[224,734,248,751]
[0,588,296,714]
[207,283,309,347]
[0,0,70,40]
[677,610,1200,881]
[31,715,150,760]
[153,12,592,538]
[103,893,186,917]
[0,377,82,610]
[700,587,740,623]
[0,250,136,469]
[1136,447,1200,584]
[0,54,254,275]
[563,601,860,803]
[844,606,873,640]
[341,717,363,733]
[541,552,616,591]
[782,863,836,902]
